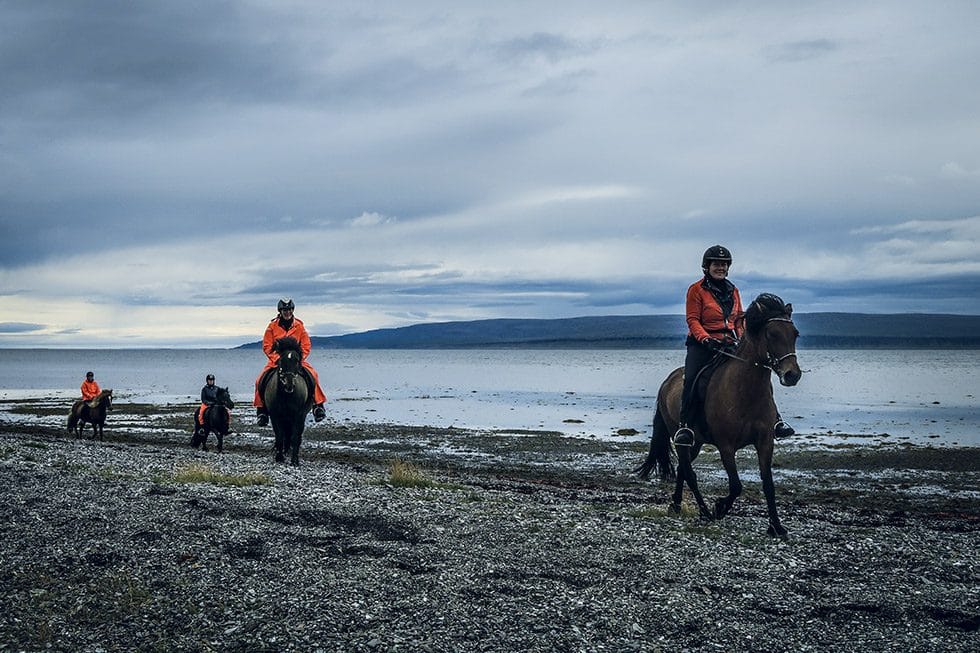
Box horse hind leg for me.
[674,446,713,519]
[714,446,743,520]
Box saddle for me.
[687,350,733,443]
[199,404,230,427]
[258,366,315,399]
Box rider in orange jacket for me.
[673,246,794,446]
[81,371,101,401]
[254,298,327,425]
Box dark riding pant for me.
[679,341,716,426]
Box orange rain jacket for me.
[254,317,327,407]
[685,278,744,344]
[81,379,101,401]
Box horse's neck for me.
[727,336,772,384]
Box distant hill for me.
[237,313,980,349]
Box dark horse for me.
[67,389,114,439]
[636,293,802,539]
[263,336,313,466]
[191,386,235,453]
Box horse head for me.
[101,389,114,410]
[744,294,802,387]
[273,337,304,394]
[217,386,235,409]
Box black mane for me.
[744,293,789,334]
[274,336,303,358]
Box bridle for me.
[277,351,300,394]
[717,316,798,373]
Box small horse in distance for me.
[263,336,313,466]
[635,293,802,539]
[191,386,235,453]
[67,389,114,439]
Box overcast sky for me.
[1,1,979,347]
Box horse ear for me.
[785,303,793,316]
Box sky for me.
[1,1,979,348]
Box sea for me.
[0,348,977,447]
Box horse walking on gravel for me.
[68,389,113,439]
[263,336,313,466]
[635,294,802,538]
[191,386,235,453]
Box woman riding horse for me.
[637,293,802,538]
[253,298,327,425]
[264,336,312,465]
[68,389,113,439]
[674,245,794,447]
[191,385,234,453]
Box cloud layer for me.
[1,1,979,346]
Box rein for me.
[717,316,797,373]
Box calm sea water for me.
[0,348,976,446]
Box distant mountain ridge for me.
[237,313,980,349]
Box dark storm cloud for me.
[0,322,44,334]
[765,39,839,63]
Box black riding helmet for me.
[206,374,215,382]
[277,298,295,312]
[702,245,733,269]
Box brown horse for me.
[68,389,114,439]
[635,293,802,538]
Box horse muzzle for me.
[777,365,802,387]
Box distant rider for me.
[80,371,101,402]
[254,298,327,425]
[673,245,794,446]
[196,373,219,431]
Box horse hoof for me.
[714,498,731,519]
[668,503,682,515]
[767,524,789,540]
[290,459,300,467]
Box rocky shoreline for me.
[1,399,978,652]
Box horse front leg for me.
[675,445,712,519]
[715,446,743,520]
[756,441,788,539]
[289,422,303,467]
[274,427,286,463]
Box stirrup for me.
[313,404,326,422]
[774,420,795,439]
[673,425,695,447]
[256,409,269,427]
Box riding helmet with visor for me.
[206,374,215,382]
[702,245,733,269]
[277,298,295,312]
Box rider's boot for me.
[774,418,795,439]
[313,403,326,422]
[673,397,695,447]
[255,407,269,427]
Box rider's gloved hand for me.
[702,337,724,351]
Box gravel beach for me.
[1,398,978,652]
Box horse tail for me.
[634,406,676,481]
[67,412,77,433]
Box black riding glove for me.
[702,337,724,351]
